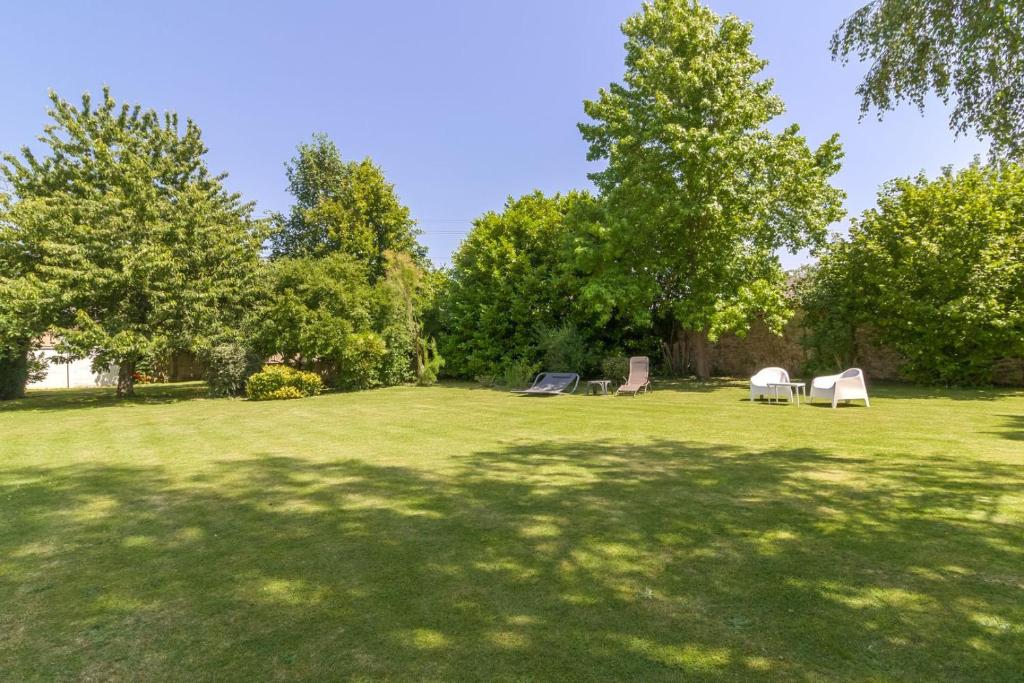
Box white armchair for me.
[750,367,791,402]
[810,368,870,408]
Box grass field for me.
[1,380,1022,681]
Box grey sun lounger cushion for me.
[512,372,580,395]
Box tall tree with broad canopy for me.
[0,89,264,397]
[269,134,425,280]
[832,0,1024,160]
[578,0,845,379]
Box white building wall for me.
[29,349,119,389]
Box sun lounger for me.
[615,356,651,396]
[512,372,580,395]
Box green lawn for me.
[1,380,1022,681]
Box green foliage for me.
[416,337,445,386]
[205,343,255,397]
[536,322,592,374]
[0,88,264,397]
[832,0,1024,160]
[247,252,424,391]
[335,331,388,390]
[499,359,541,390]
[802,162,1024,384]
[797,257,862,374]
[245,365,323,400]
[578,0,845,378]
[601,356,630,383]
[269,134,425,280]
[439,191,604,378]
[375,251,438,387]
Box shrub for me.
[0,345,29,400]
[537,322,593,374]
[205,343,254,397]
[801,163,1024,384]
[500,359,541,389]
[601,355,630,383]
[336,332,388,390]
[246,365,323,400]
[247,252,432,392]
[416,337,445,386]
[267,386,304,400]
[438,191,603,379]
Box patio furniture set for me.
[750,367,870,408]
[512,358,869,409]
[513,356,651,397]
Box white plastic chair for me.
[809,368,870,408]
[750,367,791,402]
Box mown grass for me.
[1,379,1022,681]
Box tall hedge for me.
[801,162,1024,384]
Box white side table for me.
[767,381,807,406]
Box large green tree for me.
[439,190,638,379]
[802,162,1024,385]
[832,0,1024,160]
[0,89,263,397]
[269,134,425,280]
[579,0,845,379]
[246,252,428,390]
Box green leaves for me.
[269,134,425,281]
[439,191,605,378]
[578,0,845,375]
[832,0,1024,160]
[803,162,1024,384]
[0,89,262,396]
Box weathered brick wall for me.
[709,317,1022,385]
[710,317,808,378]
[708,317,905,381]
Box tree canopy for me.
[247,251,435,390]
[579,0,845,378]
[269,134,425,280]
[801,162,1024,384]
[832,0,1024,160]
[0,88,263,396]
[438,191,615,380]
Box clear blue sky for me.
[2,0,986,269]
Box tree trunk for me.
[0,342,30,400]
[687,328,711,382]
[117,359,136,398]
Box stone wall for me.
[709,317,1022,386]
[710,317,808,378]
[709,317,904,381]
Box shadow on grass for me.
[0,382,209,413]
[992,414,1024,441]
[1,441,1022,680]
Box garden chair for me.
[809,368,870,408]
[512,372,580,395]
[615,356,651,396]
[750,367,792,402]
